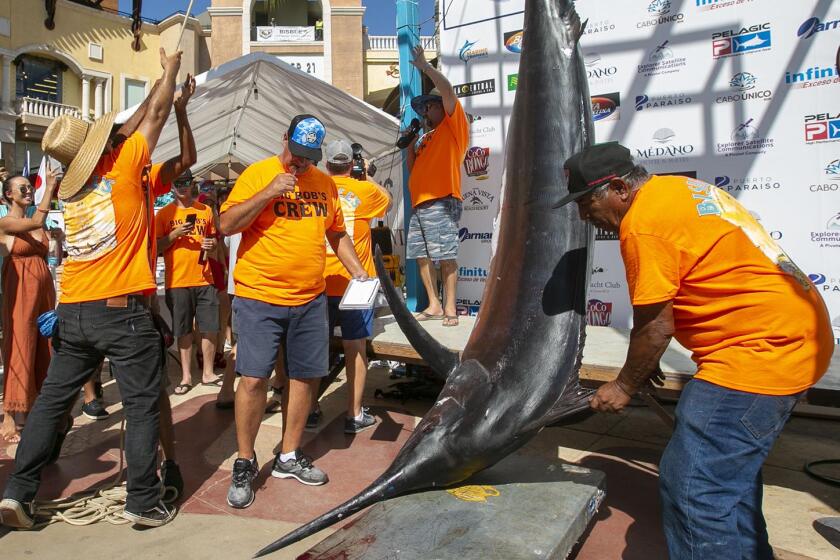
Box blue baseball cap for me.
[287,114,326,162]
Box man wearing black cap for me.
[401,44,469,327]
[219,115,368,509]
[556,142,833,559]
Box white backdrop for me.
[439,0,840,360]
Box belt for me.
[104,293,150,308]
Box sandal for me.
[414,311,445,321]
[442,315,459,327]
[201,376,223,387]
[174,383,192,395]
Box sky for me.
[118,0,436,35]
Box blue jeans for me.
[3,299,163,513]
[659,379,800,560]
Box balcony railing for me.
[367,35,436,51]
[15,97,82,120]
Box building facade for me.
[0,0,208,174]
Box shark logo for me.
[730,72,756,91]
[825,159,840,179]
[734,34,769,51]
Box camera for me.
[350,143,376,180]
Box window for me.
[15,55,64,102]
[124,78,146,109]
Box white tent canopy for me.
[117,52,407,231]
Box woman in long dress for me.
[0,168,59,442]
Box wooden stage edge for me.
[341,315,840,420]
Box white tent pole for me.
[175,0,196,52]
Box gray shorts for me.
[406,196,462,261]
[232,294,329,379]
[164,285,220,338]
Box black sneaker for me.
[122,500,176,527]
[226,455,259,509]
[161,460,184,504]
[345,408,376,434]
[82,400,109,421]
[304,408,322,431]
[0,498,35,529]
[271,452,328,486]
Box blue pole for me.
[396,0,423,312]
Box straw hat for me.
[42,112,117,200]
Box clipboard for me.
[339,278,381,310]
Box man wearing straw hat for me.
[0,48,183,530]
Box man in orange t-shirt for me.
[401,44,469,327]
[155,172,219,394]
[0,49,183,530]
[318,139,391,433]
[219,115,368,509]
[555,142,833,559]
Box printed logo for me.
[716,118,774,156]
[634,93,692,112]
[591,92,620,122]
[459,40,488,63]
[637,0,684,29]
[695,0,755,10]
[712,23,772,59]
[808,273,840,293]
[804,112,840,144]
[507,73,518,91]
[456,298,481,316]
[470,121,497,139]
[785,64,840,89]
[717,72,772,103]
[466,112,482,124]
[714,175,781,193]
[504,30,523,53]
[589,275,624,294]
[637,41,687,77]
[463,187,496,211]
[459,266,489,282]
[797,17,840,40]
[808,161,840,192]
[809,210,840,248]
[635,128,695,163]
[826,159,840,179]
[458,227,493,243]
[586,299,613,327]
[583,19,616,36]
[595,228,619,241]
[454,79,496,98]
[584,53,618,85]
[463,146,491,179]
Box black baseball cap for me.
[287,114,326,162]
[553,142,635,208]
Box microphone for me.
[396,118,421,149]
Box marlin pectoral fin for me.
[518,381,595,434]
[374,247,460,379]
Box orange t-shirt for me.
[220,156,345,306]
[324,176,391,297]
[408,99,469,207]
[145,162,174,268]
[154,201,215,289]
[620,175,833,395]
[60,132,156,303]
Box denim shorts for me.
[232,294,328,379]
[327,296,374,340]
[406,196,462,261]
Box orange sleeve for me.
[147,163,170,197]
[327,178,346,233]
[359,181,390,220]
[445,100,469,154]
[118,132,151,176]
[221,168,259,213]
[620,233,680,305]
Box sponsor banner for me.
[439,0,840,378]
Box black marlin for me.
[255,0,594,555]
